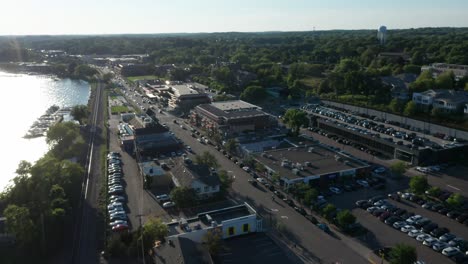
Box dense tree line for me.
[0,122,87,263]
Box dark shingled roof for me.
[171,163,221,187]
[134,123,168,135]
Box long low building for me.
[254,143,370,189]
[190,100,277,138]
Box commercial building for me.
[170,163,221,199]
[117,63,153,77]
[166,202,262,242]
[412,89,468,113]
[166,83,211,111]
[132,122,182,157]
[190,100,277,138]
[254,143,370,189]
[421,63,468,79]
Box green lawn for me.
[300,77,323,88]
[111,105,129,114]
[127,75,160,82]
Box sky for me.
[1,0,468,35]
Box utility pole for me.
[138,214,146,264]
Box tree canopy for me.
[389,243,417,264]
[282,109,309,134]
[409,176,429,195]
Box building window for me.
[196,188,201,193]
[204,186,209,192]
[243,223,249,233]
[228,227,235,236]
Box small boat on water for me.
[23,105,70,139]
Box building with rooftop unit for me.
[167,83,211,111]
[254,143,370,189]
[190,100,277,138]
[165,202,262,242]
[412,89,468,113]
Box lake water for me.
[0,71,90,191]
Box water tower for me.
[377,25,387,45]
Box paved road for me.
[107,114,172,231]
[155,112,372,264]
[72,79,105,264]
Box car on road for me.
[248,179,257,187]
[294,206,307,215]
[356,200,372,209]
[373,167,386,174]
[163,201,175,208]
[442,247,461,257]
[242,166,251,172]
[256,178,266,184]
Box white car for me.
[156,194,170,203]
[432,241,449,251]
[416,234,432,242]
[393,221,406,229]
[406,215,422,224]
[329,187,342,194]
[366,206,380,213]
[163,201,175,208]
[442,247,460,257]
[356,180,369,188]
[257,178,266,184]
[373,199,388,207]
[408,229,424,238]
[109,220,128,227]
[400,225,416,233]
[242,166,251,172]
[373,167,386,174]
[423,237,438,246]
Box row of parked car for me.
[398,191,468,226]
[357,195,468,263]
[106,152,129,232]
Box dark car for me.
[451,254,468,264]
[369,195,385,204]
[343,185,353,192]
[385,216,402,225]
[456,214,468,223]
[283,199,294,207]
[401,212,415,220]
[430,227,449,237]
[274,191,284,199]
[438,207,450,215]
[295,207,307,216]
[447,211,461,219]
[414,218,431,228]
[372,209,386,217]
[305,215,318,224]
[422,222,439,233]
[431,203,445,212]
[379,212,392,221]
[393,208,407,216]
[248,179,257,187]
[355,200,372,209]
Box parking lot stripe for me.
[447,184,461,191]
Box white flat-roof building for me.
[167,84,210,110]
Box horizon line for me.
[1,26,468,37]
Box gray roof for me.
[197,103,268,120]
[171,163,221,187]
[421,89,468,104]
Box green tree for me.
[240,85,268,103]
[336,209,356,229]
[409,176,429,195]
[389,243,417,264]
[282,109,309,135]
[389,161,407,178]
[322,204,337,221]
[202,229,224,256]
[403,64,421,75]
[435,71,455,89]
[389,98,404,113]
[446,193,464,208]
[70,105,88,124]
[224,139,238,154]
[271,172,281,183]
[3,205,36,247]
[144,174,153,189]
[431,107,445,118]
[303,188,319,206]
[218,170,233,190]
[403,101,417,116]
[170,187,197,208]
[142,217,168,250]
[426,186,441,197]
[194,151,219,168]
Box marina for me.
[23,105,75,138]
